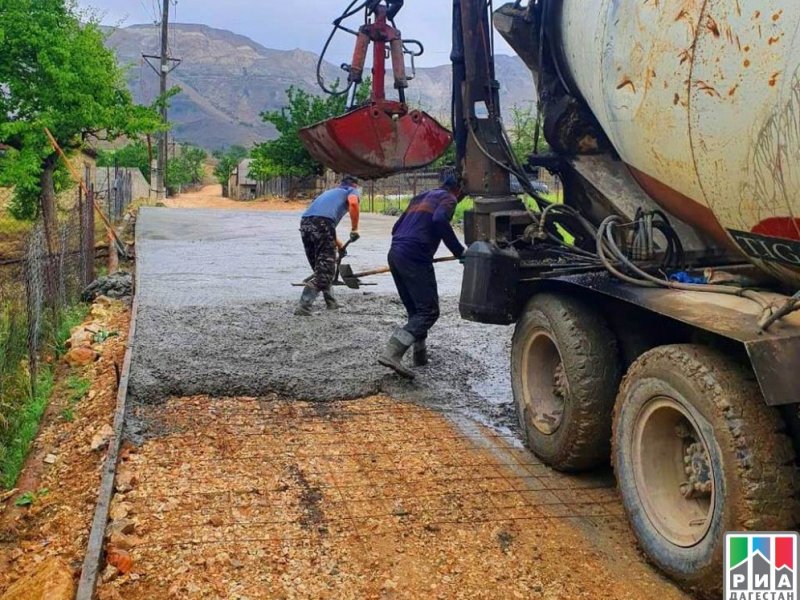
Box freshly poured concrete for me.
[129,208,514,431]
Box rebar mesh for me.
[106,395,624,598]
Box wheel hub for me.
[681,439,713,499]
[631,397,714,548]
[522,331,566,436]
[553,362,568,400]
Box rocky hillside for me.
[105,23,535,150]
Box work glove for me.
[338,245,348,259]
[349,231,361,243]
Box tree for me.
[97,141,152,182]
[431,142,456,170]
[252,81,371,185]
[212,146,249,197]
[508,104,549,164]
[166,144,207,194]
[0,0,160,236]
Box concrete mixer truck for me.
[301,1,800,595]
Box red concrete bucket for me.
[299,101,453,180]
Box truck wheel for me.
[613,344,799,596]
[511,293,620,471]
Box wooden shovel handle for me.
[351,256,458,279]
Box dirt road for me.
[164,184,310,212]
[106,198,691,598]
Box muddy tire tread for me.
[613,344,800,595]
[512,293,620,471]
[615,344,799,528]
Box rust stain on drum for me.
[705,16,721,37]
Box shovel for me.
[294,239,354,288]
[339,256,459,290]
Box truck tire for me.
[613,344,799,597]
[511,293,620,471]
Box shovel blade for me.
[299,102,452,180]
[338,264,362,290]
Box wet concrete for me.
[130,208,515,432]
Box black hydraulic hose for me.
[597,216,773,312]
[316,0,372,97]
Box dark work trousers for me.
[300,217,337,292]
[388,249,440,341]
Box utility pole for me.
[157,0,169,200]
[143,0,181,200]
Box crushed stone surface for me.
[0,300,131,594]
[99,395,689,600]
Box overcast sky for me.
[77,0,513,67]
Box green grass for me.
[66,376,90,399]
[54,305,90,357]
[14,487,49,507]
[0,302,88,489]
[0,213,32,237]
[361,195,413,215]
[0,368,54,489]
[61,375,90,422]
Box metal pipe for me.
[349,31,370,85]
[371,7,387,101]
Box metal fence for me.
[1,189,98,388]
[0,187,108,446]
[248,169,562,214]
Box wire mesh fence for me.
[0,185,111,479]
[21,193,96,379]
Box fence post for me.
[80,184,95,287]
[24,271,38,397]
[106,165,113,222]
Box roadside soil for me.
[0,298,131,596]
[98,395,688,600]
[163,185,309,212]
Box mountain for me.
[105,23,536,150]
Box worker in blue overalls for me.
[378,170,466,378]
